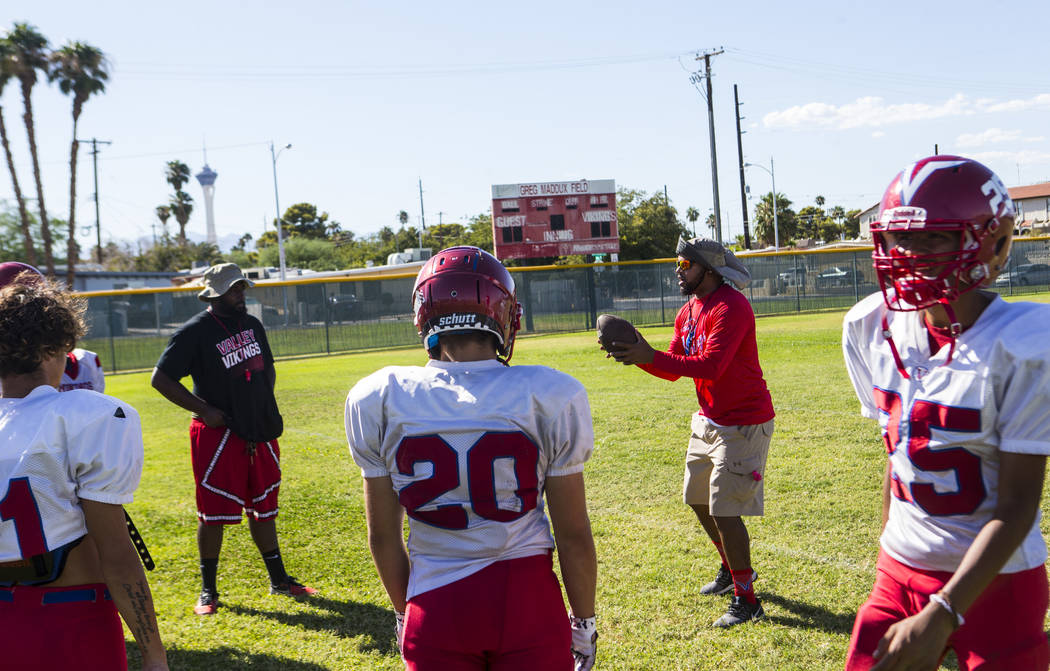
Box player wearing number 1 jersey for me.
[842,155,1050,670]
[0,279,167,670]
[345,246,598,671]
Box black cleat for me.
[713,596,765,628]
[699,566,734,595]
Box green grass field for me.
[107,298,1050,670]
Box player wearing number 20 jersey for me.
[346,360,593,600]
[347,246,597,671]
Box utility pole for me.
[691,48,724,243]
[417,178,426,248]
[80,138,112,264]
[734,85,751,250]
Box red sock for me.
[731,568,757,604]
[713,541,729,569]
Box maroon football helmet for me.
[872,155,1014,311]
[413,246,522,362]
[0,262,44,289]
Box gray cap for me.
[676,237,751,289]
[197,263,255,301]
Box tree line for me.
[0,182,865,275]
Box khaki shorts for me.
[683,414,773,516]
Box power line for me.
[117,51,689,82]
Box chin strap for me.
[881,314,910,380]
[881,299,961,379]
[938,300,962,367]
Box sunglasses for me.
[676,258,699,272]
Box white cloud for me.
[872,131,885,138]
[969,149,1050,166]
[956,128,1022,148]
[764,93,1050,131]
[984,93,1050,113]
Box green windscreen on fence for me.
[78,239,1050,373]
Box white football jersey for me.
[0,386,143,561]
[345,359,594,600]
[843,292,1050,573]
[60,348,105,393]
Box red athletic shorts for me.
[190,419,281,525]
[402,552,573,671]
[0,583,125,670]
[845,551,1049,670]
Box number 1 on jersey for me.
[0,477,48,557]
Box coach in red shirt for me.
[604,236,775,628]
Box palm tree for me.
[165,159,190,192]
[169,191,194,244]
[8,23,53,274]
[686,206,700,237]
[50,41,109,287]
[0,36,35,265]
[165,160,192,243]
[155,205,171,240]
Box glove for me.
[395,610,406,655]
[569,614,597,671]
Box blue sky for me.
[2,0,1049,253]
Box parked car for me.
[245,297,280,324]
[327,293,361,321]
[814,266,862,289]
[994,262,1050,287]
[777,267,807,289]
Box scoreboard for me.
[491,179,619,260]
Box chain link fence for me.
[79,238,1050,373]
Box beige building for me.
[1009,182,1050,236]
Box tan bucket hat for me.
[675,237,752,289]
[197,263,255,301]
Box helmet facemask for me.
[872,220,991,312]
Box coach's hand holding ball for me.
[597,313,654,365]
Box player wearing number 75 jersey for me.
[345,246,598,671]
[0,279,167,670]
[842,155,1050,671]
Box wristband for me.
[929,592,964,629]
[569,614,596,630]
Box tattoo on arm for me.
[121,581,157,645]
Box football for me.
[596,314,638,350]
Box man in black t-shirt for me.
[151,263,315,615]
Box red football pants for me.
[0,583,126,670]
[845,551,1049,670]
[402,552,573,671]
